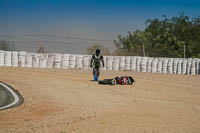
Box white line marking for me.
[0,83,19,110]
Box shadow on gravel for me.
[90,80,99,82]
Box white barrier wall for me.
[0,50,199,75]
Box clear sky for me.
[0,0,200,53]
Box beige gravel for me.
[0,67,200,133]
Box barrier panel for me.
[157,58,163,73]
[162,58,168,74]
[119,56,125,70]
[0,50,4,66]
[61,54,69,69]
[146,57,153,73]
[177,59,183,74]
[54,54,62,68]
[195,58,200,74]
[182,59,187,74]
[167,59,173,74]
[32,53,40,68]
[140,57,147,72]
[106,56,114,70]
[113,56,120,71]
[47,53,55,68]
[18,51,27,67]
[101,56,106,71]
[69,55,76,69]
[83,55,90,70]
[198,59,200,75]
[125,56,131,71]
[4,51,12,67]
[76,55,83,69]
[191,59,196,75]
[39,53,48,68]
[173,59,178,74]
[151,58,158,73]
[136,57,141,72]
[186,58,192,74]
[25,53,33,68]
[130,56,137,71]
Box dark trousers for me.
[93,67,100,77]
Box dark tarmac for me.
[0,82,23,111]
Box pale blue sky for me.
[0,0,200,53]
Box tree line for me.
[0,40,15,51]
[0,40,45,53]
[113,13,200,58]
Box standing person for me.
[90,49,105,81]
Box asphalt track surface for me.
[0,82,23,111]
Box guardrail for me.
[0,50,199,75]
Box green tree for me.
[114,13,200,58]
[114,30,151,56]
[37,46,45,53]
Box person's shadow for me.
[90,80,98,82]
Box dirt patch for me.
[0,67,200,133]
